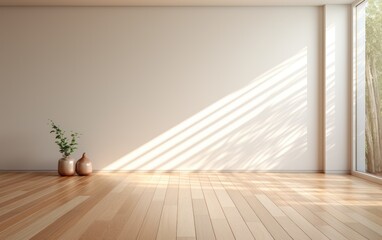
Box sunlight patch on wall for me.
[326,24,336,153]
[104,48,308,171]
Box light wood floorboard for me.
[0,172,381,240]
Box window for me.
[356,0,382,177]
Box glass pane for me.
[356,1,366,172]
[358,0,382,176]
[365,0,382,176]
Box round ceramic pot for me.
[76,153,92,176]
[58,157,75,176]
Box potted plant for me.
[49,120,80,176]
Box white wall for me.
[0,7,323,171]
[324,5,351,173]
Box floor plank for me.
[177,173,196,240]
[157,173,179,240]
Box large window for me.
[356,0,382,177]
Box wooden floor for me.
[0,173,382,240]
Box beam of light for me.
[103,48,308,171]
[103,55,295,171]
[325,24,336,152]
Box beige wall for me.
[0,6,325,171]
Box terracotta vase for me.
[58,156,75,176]
[76,153,92,176]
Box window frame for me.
[351,0,382,184]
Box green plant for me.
[49,120,80,157]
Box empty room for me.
[0,0,382,239]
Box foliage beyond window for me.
[365,0,382,173]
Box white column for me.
[324,5,351,173]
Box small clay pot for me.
[76,153,92,176]
[58,157,75,176]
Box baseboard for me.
[0,170,56,173]
[324,170,351,174]
[93,169,325,173]
[0,169,325,174]
[351,171,382,184]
